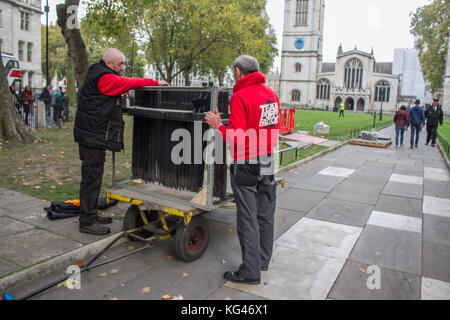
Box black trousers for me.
[78,144,106,227]
[426,124,438,145]
[230,156,277,279]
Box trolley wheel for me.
[123,205,158,241]
[174,216,210,262]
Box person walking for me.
[339,103,345,118]
[51,89,64,127]
[425,99,444,147]
[39,86,52,122]
[393,106,409,148]
[206,55,280,285]
[409,99,426,149]
[21,86,34,127]
[74,48,169,235]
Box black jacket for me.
[74,60,124,152]
[425,106,444,127]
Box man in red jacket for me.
[75,48,169,235]
[206,55,280,285]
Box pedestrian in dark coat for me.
[409,99,426,149]
[425,99,444,147]
[394,106,410,147]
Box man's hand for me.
[205,107,222,129]
[158,80,170,87]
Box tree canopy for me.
[410,0,450,92]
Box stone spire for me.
[337,43,343,56]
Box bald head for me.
[103,48,126,74]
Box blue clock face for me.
[295,38,305,50]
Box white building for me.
[145,63,217,87]
[280,0,430,113]
[0,0,43,89]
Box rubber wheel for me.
[174,216,210,262]
[123,205,158,241]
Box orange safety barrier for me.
[279,109,296,134]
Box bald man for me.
[74,48,169,235]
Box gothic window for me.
[344,59,363,89]
[292,90,301,102]
[295,0,309,26]
[316,79,331,100]
[374,80,391,102]
[295,63,302,73]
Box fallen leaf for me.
[182,272,190,278]
[221,259,226,264]
[166,256,173,260]
[324,243,331,247]
[42,200,47,203]
[172,295,184,300]
[128,246,135,251]
[133,179,144,184]
[437,194,443,198]
[142,287,151,294]
[110,297,119,300]
[228,229,233,233]
[34,186,41,189]
[360,268,367,273]
[27,158,34,163]
[110,269,119,275]
[77,261,84,268]
[162,295,172,300]
[224,297,231,300]
[99,273,108,278]
[97,210,105,215]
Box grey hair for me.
[232,55,260,75]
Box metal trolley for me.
[107,86,234,262]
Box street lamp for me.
[45,0,49,87]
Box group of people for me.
[393,99,444,149]
[75,48,278,286]
[8,85,66,127]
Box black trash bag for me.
[45,197,119,220]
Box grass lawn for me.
[438,119,450,141]
[0,115,134,202]
[292,110,393,141]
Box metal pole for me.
[45,0,49,87]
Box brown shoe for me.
[80,222,111,235]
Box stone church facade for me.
[279,0,429,113]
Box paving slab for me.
[306,198,373,227]
[349,225,422,275]
[389,174,423,185]
[274,208,306,240]
[382,181,423,199]
[203,208,236,225]
[424,167,450,182]
[423,215,450,246]
[277,189,327,213]
[275,217,362,260]
[0,257,22,278]
[330,157,367,169]
[328,260,421,300]
[317,140,341,148]
[0,216,35,238]
[225,245,346,300]
[327,175,387,205]
[421,277,450,300]
[374,195,422,218]
[0,190,37,207]
[0,229,82,267]
[424,180,450,199]
[318,167,356,178]
[422,241,450,283]
[367,211,422,234]
[293,174,345,193]
[423,196,450,218]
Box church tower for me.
[280,0,325,107]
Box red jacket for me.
[394,109,409,127]
[218,72,280,161]
[98,74,159,96]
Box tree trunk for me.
[184,69,191,87]
[56,0,89,90]
[0,59,37,142]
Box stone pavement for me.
[2,125,450,300]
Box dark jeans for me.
[426,124,438,145]
[395,126,405,146]
[230,156,276,279]
[410,124,422,146]
[53,105,62,123]
[339,110,345,117]
[78,144,106,227]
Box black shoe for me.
[431,144,436,148]
[223,271,260,285]
[415,144,418,149]
[261,266,269,272]
[96,215,113,225]
[410,145,414,149]
[425,142,429,146]
[80,222,111,235]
